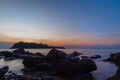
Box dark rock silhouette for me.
[90,55,101,59]
[45,48,68,63]
[72,59,97,75]
[103,53,116,62]
[13,47,26,54]
[23,57,43,68]
[70,51,82,57]
[0,66,9,80]
[10,41,65,49]
[35,63,53,71]
[53,59,73,76]
[113,52,120,68]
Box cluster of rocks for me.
[106,52,120,80]
[0,48,98,80]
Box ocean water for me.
[0,48,120,80]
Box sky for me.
[0,0,120,48]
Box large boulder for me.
[0,66,9,80]
[35,63,53,71]
[72,59,97,75]
[22,57,43,68]
[45,49,68,63]
[113,52,120,68]
[54,59,73,76]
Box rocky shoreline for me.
[0,48,120,80]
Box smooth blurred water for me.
[0,48,120,80]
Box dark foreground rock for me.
[45,48,68,63]
[113,52,120,68]
[72,59,97,75]
[54,59,73,76]
[0,66,9,80]
[0,49,97,80]
[23,57,43,68]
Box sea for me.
[0,48,120,80]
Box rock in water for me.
[23,57,43,68]
[35,63,53,71]
[113,52,120,68]
[0,66,9,80]
[72,59,97,75]
[13,48,25,54]
[45,48,68,63]
[54,59,73,76]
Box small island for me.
[10,41,65,49]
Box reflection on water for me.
[0,48,120,80]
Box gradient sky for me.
[0,0,120,48]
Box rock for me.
[90,55,101,59]
[81,56,89,59]
[5,71,24,80]
[45,49,68,63]
[54,59,73,76]
[113,52,120,68]
[13,48,26,54]
[72,73,95,80]
[35,52,45,58]
[103,53,116,62]
[0,66,9,80]
[23,57,43,68]
[70,51,82,57]
[35,63,53,71]
[0,51,13,59]
[107,69,120,80]
[69,51,82,63]
[70,57,81,63]
[4,57,17,60]
[72,59,97,75]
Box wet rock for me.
[35,52,45,58]
[23,57,43,68]
[54,59,73,76]
[1,51,13,59]
[113,52,120,68]
[90,55,101,59]
[70,51,82,57]
[107,69,120,80]
[35,63,53,71]
[4,57,17,60]
[103,53,116,62]
[45,49,68,63]
[13,48,26,54]
[0,66,9,80]
[72,59,97,75]
[70,57,81,63]
[72,73,95,80]
[69,51,82,63]
[81,56,89,59]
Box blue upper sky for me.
[0,0,120,48]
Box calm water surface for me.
[0,48,120,80]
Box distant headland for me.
[10,42,65,49]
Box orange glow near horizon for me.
[0,34,119,46]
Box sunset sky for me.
[0,0,120,48]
